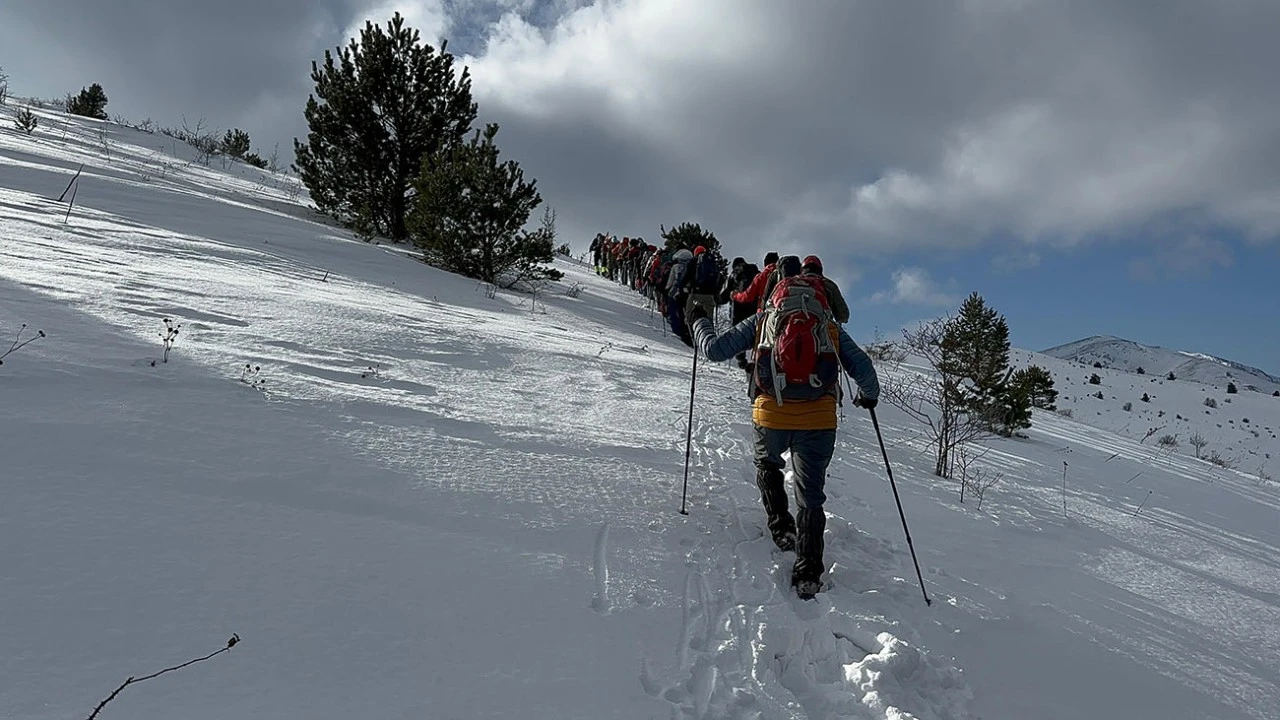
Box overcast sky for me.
[2,0,1278,368]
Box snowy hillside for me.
[4,104,1280,720]
[1044,335,1280,394]
[1016,343,1280,474]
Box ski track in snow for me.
[4,106,1280,720]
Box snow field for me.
[3,102,1279,719]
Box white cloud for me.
[344,0,450,47]
[446,1,1280,263]
[867,268,959,307]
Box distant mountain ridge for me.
[1041,335,1280,393]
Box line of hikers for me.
[588,233,851,355]
[588,231,879,600]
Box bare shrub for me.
[883,316,988,478]
[1207,451,1235,469]
[955,445,1003,509]
[1189,433,1208,459]
[865,327,908,367]
[1204,397,1217,409]
[1056,408,1074,418]
[1,323,46,366]
[1122,401,1133,412]
[1156,434,1179,448]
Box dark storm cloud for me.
[460,0,1280,284]
[0,1,361,150]
[4,0,1279,290]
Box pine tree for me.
[14,106,38,134]
[294,13,476,240]
[1227,382,1238,394]
[940,293,1010,412]
[1167,371,1177,381]
[660,222,720,255]
[939,293,1031,437]
[1013,365,1057,410]
[221,128,251,158]
[410,123,560,286]
[1136,366,1145,375]
[66,83,109,119]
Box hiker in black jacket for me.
[718,256,759,369]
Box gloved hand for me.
[688,304,708,322]
[853,394,878,410]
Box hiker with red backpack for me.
[687,255,879,600]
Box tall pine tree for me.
[294,13,476,240]
[67,83,109,119]
[409,123,560,287]
[941,292,1011,413]
[939,292,1037,436]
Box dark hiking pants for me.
[753,425,837,582]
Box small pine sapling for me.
[1141,392,1150,402]
[15,106,38,135]
[159,318,181,362]
[0,323,46,366]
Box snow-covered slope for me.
[3,104,1280,720]
[1044,335,1280,394]
[1016,343,1280,472]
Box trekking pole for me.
[679,343,700,515]
[869,407,932,606]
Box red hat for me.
[694,245,707,256]
[802,255,823,272]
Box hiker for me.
[664,248,696,346]
[800,255,849,324]
[687,255,880,600]
[732,251,780,310]
[683,246,722,329]
[719,256,759,369]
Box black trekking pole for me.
[869,407,932,606]
[678,342,700,515]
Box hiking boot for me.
[793,577,822,600]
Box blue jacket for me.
[691,314,879,401]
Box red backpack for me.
[753,274,839,405]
